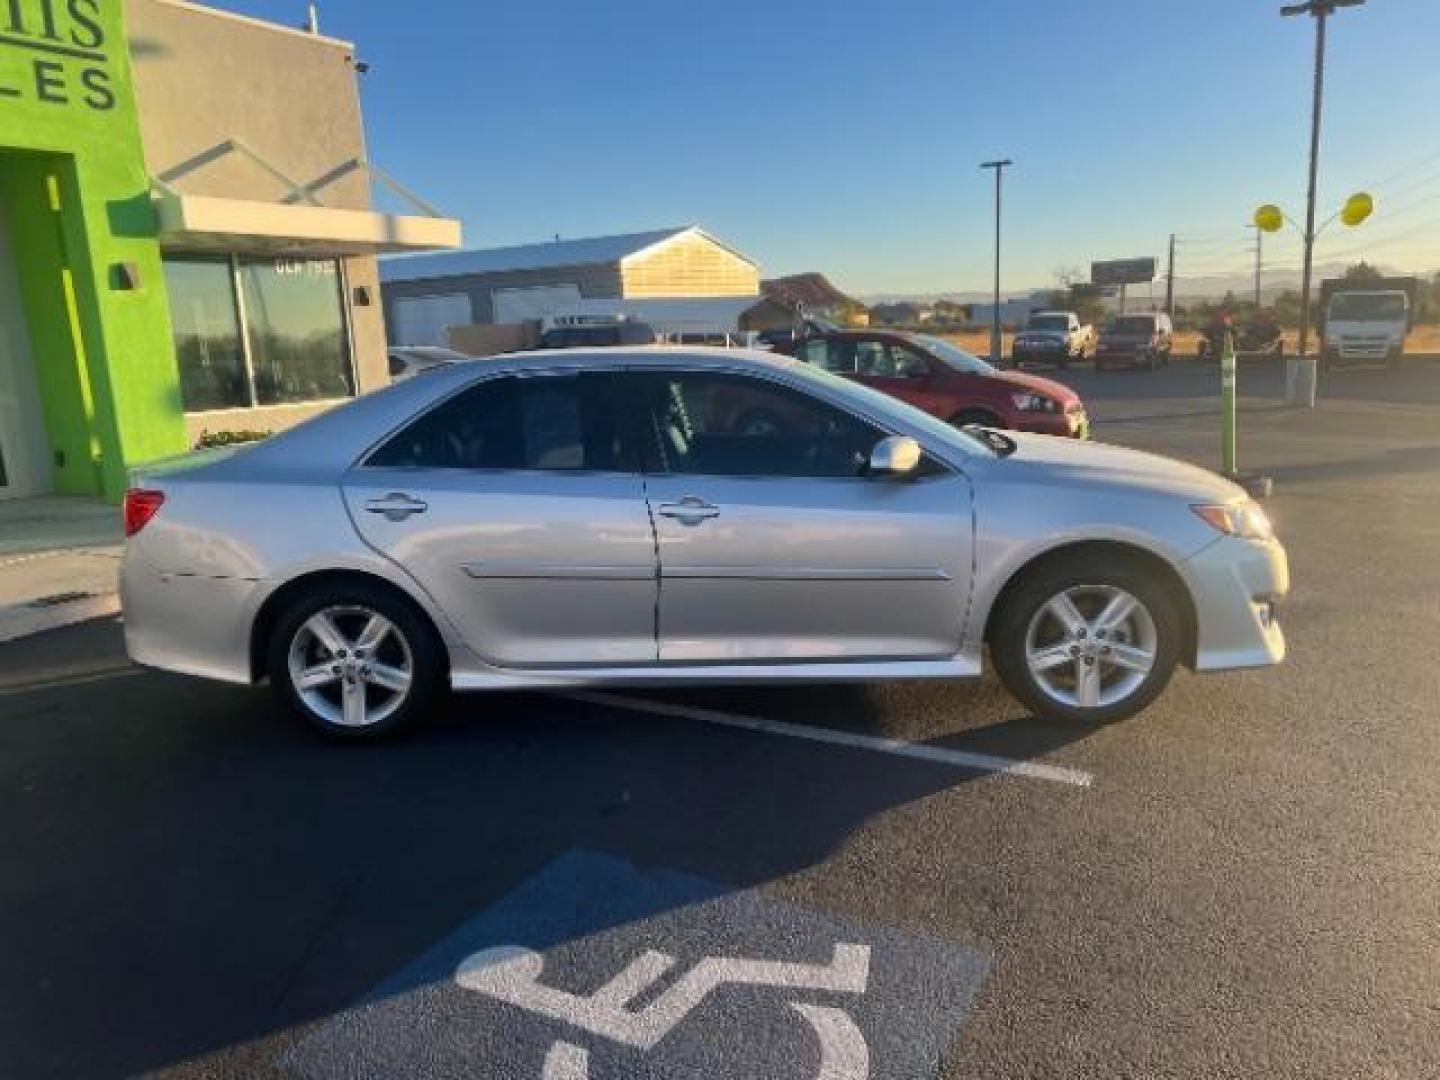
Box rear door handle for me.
[657,496,720,525]
[364,493,428,520]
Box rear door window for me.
[366,373,630,472]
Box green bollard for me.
[1221,329,1238,477]
[1219,331,1273,499]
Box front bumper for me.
[1014,408,1090,439]
[1096,347,1151,366]
[1328,341,1397,361]
[1182,535,1289,672]
[1012,342,1069,363]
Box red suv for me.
[779,330,1090,438]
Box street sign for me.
[284,850,990,1079]
[1091,258,1157,286]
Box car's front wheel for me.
[990,558,1184,724]
[267,582,444,738]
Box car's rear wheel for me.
[991,559,1183,724]
[267,582,443,738]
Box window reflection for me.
[238,258,353,406]
[163,255,355,412]
[164,257,248,411]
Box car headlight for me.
[1192,501,1274,541]
[1011,392,1059,413]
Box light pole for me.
[1281,0,1366,407]
[981,159,1012,365]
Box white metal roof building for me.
[380,225,761,345]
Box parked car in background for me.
[1320,277,1417,370]
[121,347,1287,737]
[1012,311,1096,368]
[539,322,656,349]
[778,329,1090,438]
[387,346,470,381]
[1194,316,1284,361]
[1096,313,1174,372]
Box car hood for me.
[994,430,1244,502]
[991,369,1079,404]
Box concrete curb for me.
[0,593,121,645]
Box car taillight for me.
[123,489,165,537]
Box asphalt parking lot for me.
[2,361,1438,1079]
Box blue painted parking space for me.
[284,850,989,1079]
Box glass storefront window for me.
[162,254,355,413]
[164,257,248,412]
[238,257,354,406]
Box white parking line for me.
[559,690,1093,788]
[0,666,142,698]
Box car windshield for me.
[1329,293,1407,321]
[1027,316,1070,331]
[914,334,997,375]
[786,358,998,459]
[1105,317,1155,335]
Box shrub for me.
[194,429,271,450]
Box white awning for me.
[153,193,462,256]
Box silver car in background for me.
[121,348,1288,738]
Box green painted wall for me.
[0,0,185,499]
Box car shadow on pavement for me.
[1259,443,1440,485]
[0,648,1095,1079]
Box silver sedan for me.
[121,348,1288,737]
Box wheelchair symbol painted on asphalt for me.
[282,850,989,1080]
[455,941,871,1079]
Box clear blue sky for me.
[212,0,1440,296]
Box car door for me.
[794,335,854,378]
[865,339,953,416]
[631,367,974,663]
[342,369,659,667]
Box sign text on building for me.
[0,0,115,111]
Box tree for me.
[1342,261,1384,282]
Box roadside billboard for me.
[1091,258,1157,286]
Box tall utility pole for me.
[980,159,1012,365]
[1164,233,1177,319]
[1253,227,1264,309]
[1281,0,1366,407]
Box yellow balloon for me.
[1341,191,1374,228]
[1253,204,1285,233]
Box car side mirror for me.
[868,435,921,478]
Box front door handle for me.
[364,492,428,521]
[657,496,720,525]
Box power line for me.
[1364,146,1440,192]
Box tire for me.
[951,409,1004,430]
[990,556,1184,724]
[266,581,444,739]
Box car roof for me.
[219,348,804,477]
[810,329,911,339]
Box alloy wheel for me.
[286,605,414,728]
[1023,584,1158,709]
